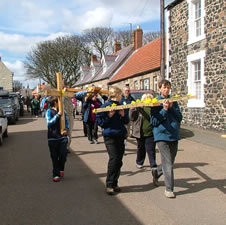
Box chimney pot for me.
[114,41,121,54]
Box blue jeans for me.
[136,136,157,168]
[156,141,178,192]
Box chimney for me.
[114,41,121,54]
[91,55,97,63]
[132,25,143,50]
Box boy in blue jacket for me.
[45,96,69,182]
[151,79,182,198]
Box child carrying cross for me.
[45,96,69,182]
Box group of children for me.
[45,79,182,198]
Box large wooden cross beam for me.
[44,72,74,133]
[44,72,109,132]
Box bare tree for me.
[143,31,161,45]
[114,30,131,48]
[82,27,114,59]
[13,80,23,92]
[24,35,83,88]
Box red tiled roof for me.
[109,38,161,83]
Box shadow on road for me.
[180,128,194,139]
[0,128,143,225]
[174,162,226,195]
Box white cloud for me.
[4,60,25,81]
[0,32,70,55]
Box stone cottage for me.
[165,0,225,132]
[0,56,13,91]
[108,37,161,91]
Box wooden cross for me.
[44,72,109,132]
[44,72,74,133]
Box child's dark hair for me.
[49,96,58,107]
[158,79,171,89]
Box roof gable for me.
[109,38,161,84]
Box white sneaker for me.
[136,164,143,169]
[165,190,175,198]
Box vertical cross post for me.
[56,72,65,133]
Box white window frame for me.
[140,78,150,90]
[153,77,158,92]
[134,80,139,90]
[187,0,205,45]
[187,50,205,107]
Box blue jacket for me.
[96,100,129,137]
[45,108,69,141]
[120,94,135,117]
[150,95,182,142]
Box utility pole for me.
[160,0,165,80]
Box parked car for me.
[9,92,20,121]
[0,91,17,124]
[0,107,8,145]
[130,89,157,101]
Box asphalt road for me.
[0,114,225,225]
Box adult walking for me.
[130,93,157,169]
[150,79,182,198]
[96,87,129,195]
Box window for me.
[187,0,205,45]
[187,50,205,107]
[153,77,158,92]
[134,81,138,90]
[140,78,150,90]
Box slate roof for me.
[109,38,161,84]
[74,45,133,86]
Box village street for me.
[0,113,225,225]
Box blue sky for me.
[0,0,160,89]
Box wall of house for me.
[0,61,13,92]
[168,0,225,132]
[111,71,160,91]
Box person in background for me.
[96,87,129,195]
[130,93,157,169]
[40,96,48,118]
[31,94,40,118]
[151,79,182,198]
[72,97,77,119]
[120,85,135,151]
[83,93,102,144]
[45,96,69,182]
[62,82,74,153]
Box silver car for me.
[0,108,8,145]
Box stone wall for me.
[168,0,225,132]
[111,70,160,91]
[0,61,13,91]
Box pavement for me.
[0,113,225,225]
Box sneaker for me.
[60,171,64,177]
[136,164,143,169]
[53,176,60,182]
[94,140,99,144]
[165,190,175,198]
[89,140,94,144]
[152,168,160,186]
[106,187,115,195]
[113,186,121,193]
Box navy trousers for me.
[136,136,157,168]
[48,138,68,177]
[104,136,125,188]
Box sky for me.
[0,0,161,89]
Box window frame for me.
[187,50,206,107]
[187,0,205,45]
